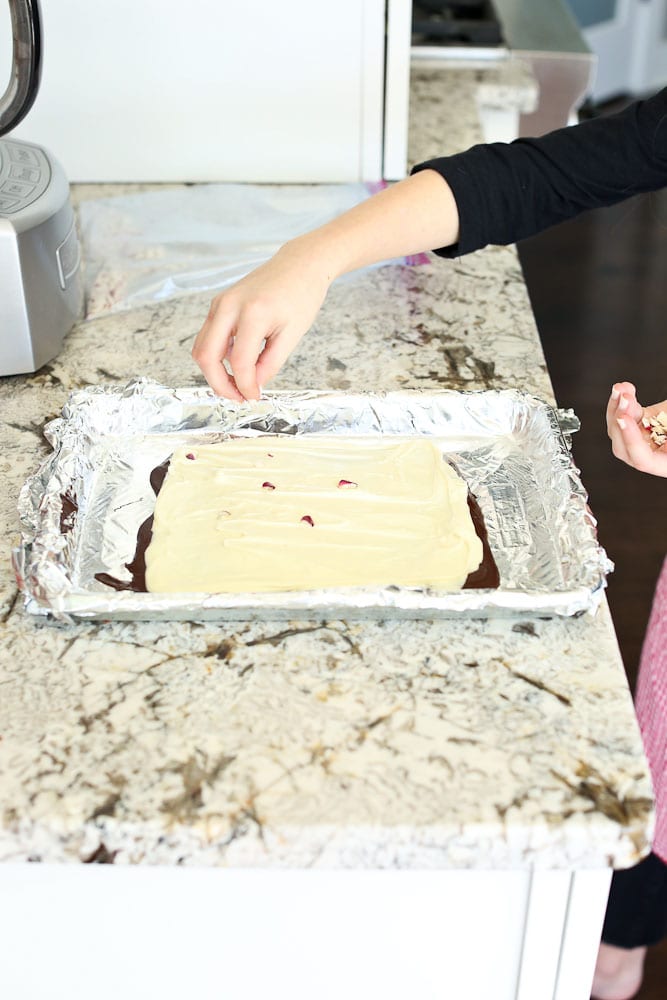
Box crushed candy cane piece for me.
[642,410,667,447]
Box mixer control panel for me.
[0,140,52,215]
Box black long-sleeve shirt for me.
[411,88,667,258]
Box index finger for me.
[228,318,270,401]
[606,384,642,438]
[192,310,245,402]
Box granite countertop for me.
[0,61,654,868]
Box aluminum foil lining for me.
[13,378,613,621]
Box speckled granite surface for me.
[0,62,654,868]
[409,57,539,159]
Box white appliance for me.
[566,0,667,100]
[0,0,412,183]
[0,0,82,375]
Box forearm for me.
[192,169,460,401]
[281,169,460,280]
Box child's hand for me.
[191,170,462,401]
[192,241,332,402]
[606,381,667,477]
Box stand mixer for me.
[0,0,82,375]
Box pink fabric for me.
[635,556,667,862]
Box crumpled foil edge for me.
[13,378,613,622]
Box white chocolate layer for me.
[145,437,483,593]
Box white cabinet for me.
[0,865,612,1000]
[0,0,411,182]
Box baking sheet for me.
[13,379,613,621]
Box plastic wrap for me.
[77,183,429,318]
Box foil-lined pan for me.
[13,378,613,621]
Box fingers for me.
[227,299,292,401]
[606,382,641,448]
[192,271,301,400]
[193,303,265,403]
[615,411,667,476]
[193,301,288,402]
[227,330,265,402]
[606,382,640,466]
[611,381,636,400]
[191,241,332,400]
[607,382,639,426]
[615,382,643,422]
[606,381,667,477]
[193,301,317,402]
[192,304,245,402]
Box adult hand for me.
[192,239,333,402]
[606,381,667,477]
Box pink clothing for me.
[636,557,667,863]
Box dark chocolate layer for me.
[463,492,500,590]
[94,460,170,593]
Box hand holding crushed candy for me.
[606,381,667,478]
